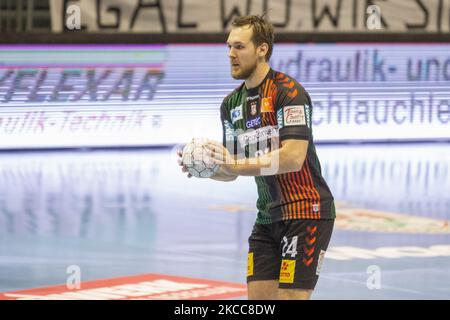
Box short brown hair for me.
[231,13,274,61]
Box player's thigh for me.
[247,280,279,300]
[278,288,313,300]
[278,219,335,293]
[247,223,280,299]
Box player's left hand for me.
[177,150,192,178]
[203,140,235,175]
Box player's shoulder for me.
[221,82,245,107]
[270,69,310,102]
[271,70,307,92]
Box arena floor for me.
[0,143,449,299]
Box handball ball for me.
[182,139,220,178]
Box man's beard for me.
[231,61,257,80]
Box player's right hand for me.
[177,150,192,178]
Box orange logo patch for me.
[261,97,274,113]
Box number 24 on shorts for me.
[282,236,298,258]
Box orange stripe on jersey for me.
[305,160,321,218]
[282,174,294,219]
[284,173,298,220]
[306,177,317,219]
[276,175,290,220]
[267,79,272,94]
[301,166,316,219]
[263,80,277,132]
[289,172,302,219]
[267,112,276,126]
[296,169,306,218]
[261,110,267,127]
[270,80,277,98]
[282,81,295,89]
[259,79,265,99]
[261,80,270,127]
[302,171,314,219]
[289,173,301,219]
[293,173,304,219]
[286,89,298,98]
[294,172,306,219]
[303,169,317,219]
[262,80,267,99]
[266,81,277,130]
[260,80,266,125]
[296,171,309,218]
[270,84,277,123]
[262,112,276,128]
[264,79,271,97]
[268,79,273,94]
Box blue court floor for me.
[0,143,449,299]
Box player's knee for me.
[278,288,313,300]
[247,280,278,300]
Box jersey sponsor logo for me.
[304,104,312,128]
[237,125,278,147]
[223,120,235,140]
[277,109,284,128]
[279,260,296,284]
[284,105,306,126]
[316,250,326,275]
[261,97,274,113]
[247,252,254,277]
[230,105,243,124]
[246,116,261,129]
[0,274,247,300]
[246,94,259,101]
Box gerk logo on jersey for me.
[246,116,261,129]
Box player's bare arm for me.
[205,139,308,177]
[209,167,238,182]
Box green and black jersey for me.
[220,69,335,224]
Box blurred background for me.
[0,0,449,300]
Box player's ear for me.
[258,43,268,59]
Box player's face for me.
[227,25,259,80]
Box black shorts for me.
[247,219,334,290]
